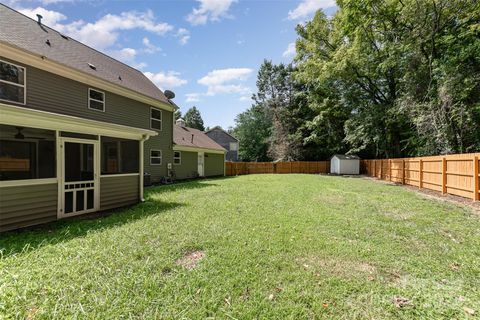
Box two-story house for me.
[0,5,178,231]
[205,126,239,162]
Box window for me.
[0,60,26,104]
[150,107,162,130]
[229,142,238,151]
[150,149,162,165]
[101,137,139,175]
[88,88,105,111]
[0,124,55,181]
[173,151,181,165]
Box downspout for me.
[139,133,149,202]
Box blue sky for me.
[6,0,337,129]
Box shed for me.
[330,154,360,175]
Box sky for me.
[4,0,337,129]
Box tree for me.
[174,109,182,121]
[232,104,272,162]
[184,106,205,131]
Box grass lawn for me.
[1,175,479,319]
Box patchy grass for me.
[1,174,479,319]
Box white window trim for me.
[0,59,26,105]
[88,88,105,112]
[229,142,238,151]
[150,149,162,165]
[173,151,181,165]
[150,107,162,131]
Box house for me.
[205,126,239,162]
[0,5,177,231]
[173,119,226,180]
[330,154,360,175]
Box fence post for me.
[473,156,479,201]
[419,159,423,189]
[389,159,392,181]
[442,157,447,194]
[380,160,383,179]
[402,159,405,185]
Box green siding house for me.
[0,5,178,231]
[173,120,226,180]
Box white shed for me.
[330,154,360,175]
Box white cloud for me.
[198,68,252,96]
[41,0,75,5]
[142,37,161,54]
[110,47,137,62]
[185,93,201,103]
[176,28,190,45]
[19,8,173,51]
[239,95,251,102]
[287,0,336,20]
[186,0,237,26]
[144,71,187,90]
[18,7,67,26]
[283,42,296,57]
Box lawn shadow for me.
[0,199,185,258]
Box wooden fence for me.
[361,153,480,201]
[225,161,330,176]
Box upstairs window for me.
[88,88,105,111]
[0,60,26,104]
[173,151,181,165]
[229,142,238,151]
[150,149,162,165]
[150,107,162,130]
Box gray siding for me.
[205,153,225,177]
[2,57,174,182]
[100,175,139,210]
[205,129,238,161]
[174,151,198,180]
[0,183,57,232]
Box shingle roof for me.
[205,126,239,142]
[174,125,226,152]
[331,154,360,160]
[0,4,169,104]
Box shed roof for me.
[174,125,226,152]
[0,4,169,104]
[205,126,239,142]
[331,154,360,160]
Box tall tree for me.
[184,106,205,131]
[232,104,272,162]
[174,109,182,121]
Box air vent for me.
[60,34,69,40]
[45,39,51,46]
[88,63,97,70]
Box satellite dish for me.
[164,90,175,99]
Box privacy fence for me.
[225,161,330,176]
[361,153,480,201]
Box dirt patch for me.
[297,256,376,278]
[176,250,206,270]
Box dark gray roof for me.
[206,126,238,141]
[0,4,169,104]
[331,154,360,160]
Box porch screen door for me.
[62,139,98,216]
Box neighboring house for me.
[0,5,177,231]
[173,120,226,180]
[205,126,239,162]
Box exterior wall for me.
[0,183,57,232]
[206,129,238,161]
[339,160,360,175]
[173,151,198,180]
[205,153,225,177]
[100,175,139,210]
[1,57,174,182]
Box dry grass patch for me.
[175,250,206,270]
[297,256,377,279]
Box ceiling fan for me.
[14,127,46,140]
